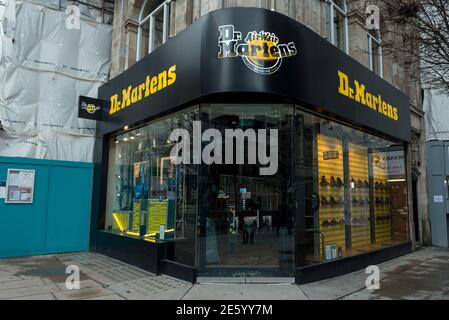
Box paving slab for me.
[53,287,115,300]
[0,278,46,290]
[0,284,60,299]
[85,294,126,300]
[9,293,56,300]
[0,247,448,300]
[343,249,449,300]
[55,279,103,291]
[107,276,192,300]
[183,283,307,300]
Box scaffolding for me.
[0,0,114,161]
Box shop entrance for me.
[196,104,295,281]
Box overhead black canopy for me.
[98,7,411,142]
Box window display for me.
[103,104,409,274]
[296,107,409,264]
[105,107,199,266]
[317,134,346,259]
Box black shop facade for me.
[87,8,412,284]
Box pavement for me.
[0,246,448,300]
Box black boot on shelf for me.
[322,220,331,227]
[330,176,337,187]
[330,196,337,207]
[320,175,328,187]
[338,196,345,206]
[321,195,329,206]
[336,177,344,188]
[375,197,381,206]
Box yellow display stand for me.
[147,200,168,235]
[112,212,129,232]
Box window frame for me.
[368,30,383,78]
[325,0,349,54]
[136,0,171,61]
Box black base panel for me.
[162,260,197,283]
[96,231,166,274]
[295,241,412,284]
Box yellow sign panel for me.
[147,200,168,235]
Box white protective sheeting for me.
[0,0,112,161]
[423,89,449,141]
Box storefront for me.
[87,7,412,284]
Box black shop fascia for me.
[87,7,412,284]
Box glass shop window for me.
[296,107,409,264]
[104,107,199,266]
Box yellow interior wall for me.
[373,154,392,243]
[317,134,346,256]
[348,143,371,248]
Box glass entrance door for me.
[197,104,295,280]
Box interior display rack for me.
[317,134,346,258]
[373,153,392,244]
[348,143,371,249]
[317,135,393,260]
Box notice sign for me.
[5,169,35,204]
[0,181,6,199]
[323,151,339,160]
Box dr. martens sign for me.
[109,65,176,115]
[218,25,297,75]
[98,8,410,141]
[337,70,399,121]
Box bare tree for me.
[363,0,449,93]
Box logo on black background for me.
[218,25,297,75]
[78,96,104,121]
[80,101,100,114]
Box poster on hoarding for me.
[5,169,35,204]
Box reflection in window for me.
[105,107,199,266]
